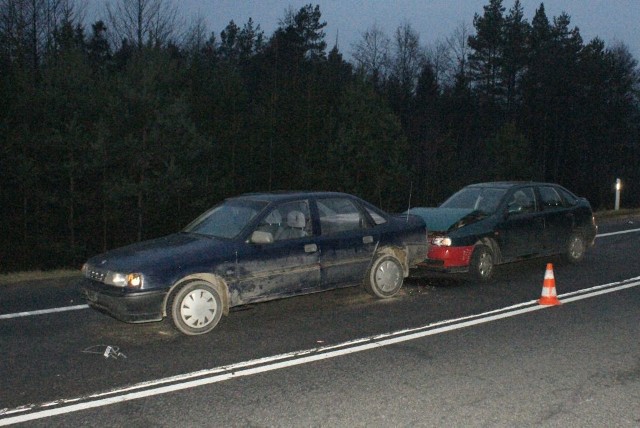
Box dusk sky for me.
[173,0,639,60]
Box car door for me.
[313,196,379,289]
[495,186,544,260]
[230,200,321,304]
[538,185,574,253]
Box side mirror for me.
[250,230,274,244]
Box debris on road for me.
[82,345,127,360]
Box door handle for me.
[304,243,318,253]
[363,235,374,244]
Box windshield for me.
[441,187,507,214]
[184,199,268,239]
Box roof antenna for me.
[406,181,413,222]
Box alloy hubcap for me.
[570,237,584,259]
[478,253,493,277]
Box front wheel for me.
[364,254,404,298]
[565,232,586,264]
[168,280,223,335]
[469,245,494,282]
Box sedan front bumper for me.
[427,245,474,267]
[410,245,474,276]
[80,279,167,323]
[412,258,470,275]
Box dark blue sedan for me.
[81,192,428,335]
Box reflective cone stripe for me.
[538,263,561,306]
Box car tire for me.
[364,254,404,298]
[168,280,223,335]
[469,245,494,282]
[565,232,586,264]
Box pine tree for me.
[468,0,505,104]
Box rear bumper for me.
[80,279,166,323]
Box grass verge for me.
[594,208,640,220]
[0,269,79,285]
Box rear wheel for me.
[364,254,404,298]
[469,245,494,282]
[565,232,586,263]
[168,280,223,335]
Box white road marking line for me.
[596,227,640,238]
[0,304,88,320]
[1,276,638,426]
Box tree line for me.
[1,0,638,272]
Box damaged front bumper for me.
[412,245,474,275]
[80,279,166,323]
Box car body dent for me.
[230,238,321,305]
[316,231,378,287]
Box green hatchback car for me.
[409,182,597,281]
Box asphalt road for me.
[1,215,639,427]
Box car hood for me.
[86,232,232,272]
[407,208,485,232]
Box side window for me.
[539,186,563,210]
[507,187,536,214]
[317,198,366,235]
[364,206,387,225]
[256,201,312,241]
[558,188,577,206]
[476,189,506,213]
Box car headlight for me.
[105,272,144,288]
[431,236,452,247]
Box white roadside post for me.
[615,178,622,210]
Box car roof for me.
[228,191,355,203]
[465,181,559,189]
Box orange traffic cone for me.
[538,263,561,306]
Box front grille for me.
[84,265,107,283]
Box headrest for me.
[287,210,306,228]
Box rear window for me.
[364,206,387,225]
[317,198,366,235]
